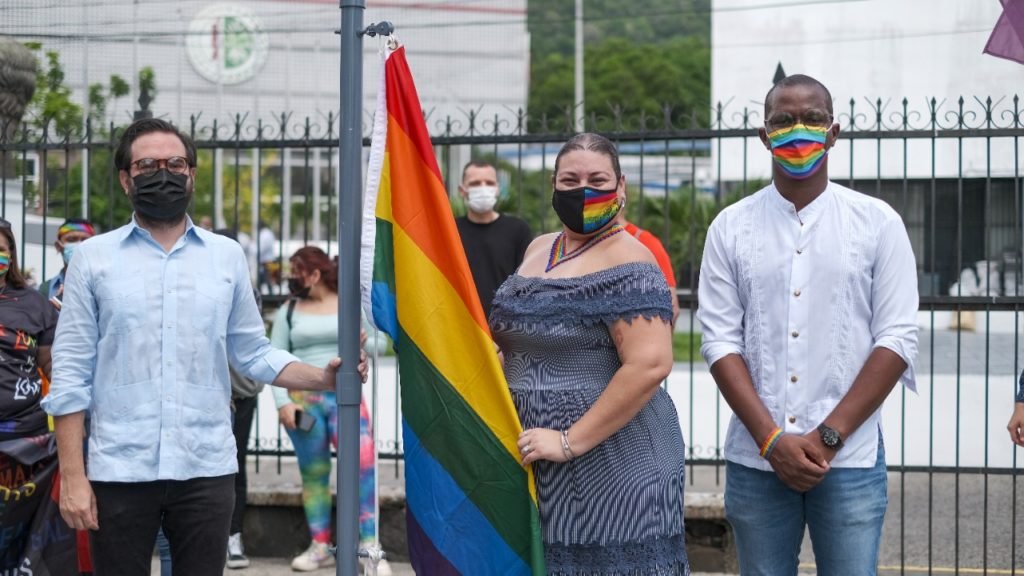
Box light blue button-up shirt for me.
[42,218,298,482]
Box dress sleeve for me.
[580,264,673,327]
[489,263,672,329]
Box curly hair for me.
[290,246,338,294]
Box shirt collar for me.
[767,181,834,227]
[121,215,205,246]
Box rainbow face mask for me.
[0,251,10,278]
[552,186,622,234]
[767,123,829,180]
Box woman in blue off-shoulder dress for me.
[489,133,690,576]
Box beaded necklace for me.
[545,224,624,272]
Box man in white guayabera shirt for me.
[698,74,919,575]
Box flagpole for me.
[337,2,366,575]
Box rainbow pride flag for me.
[360,43,545,576]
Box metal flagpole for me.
[336,2,366,575]
[574,0,584,133]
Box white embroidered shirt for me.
[698,181,918,471]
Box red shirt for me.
[623,222,676,288]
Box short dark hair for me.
[553,133,622,182]
[764,74,834,119]
[0,226,27,289]
[114,118,197,172]
[461,159,495,182]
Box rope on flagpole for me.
[358,23,394,576]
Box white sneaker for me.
[226,533,250,569]
[291,541,335,572]
[362,558,393,576]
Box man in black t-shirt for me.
[455,160,533,318]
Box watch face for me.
[819,425,841,448]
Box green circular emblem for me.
[186,4,270,85]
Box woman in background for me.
[0,218,64,572]
[270,246,389,575]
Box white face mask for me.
[465,185,499,214]
[61,241,81,266]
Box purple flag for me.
[984,0,1024,65]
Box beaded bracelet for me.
[560,429,577,461]
[759,427,783,460]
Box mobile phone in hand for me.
[295,409,316,432]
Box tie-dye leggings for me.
[285,391,376,544]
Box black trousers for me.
[90,475,234,576]
[231,395,258,535]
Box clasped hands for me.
[766,431,837,492]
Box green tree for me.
[528,0,710,58]
[44,66,158,227]
[526,0,711,132]
[87,73,130,127]
[24,45,82,138]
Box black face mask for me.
[551,186,622,234]
[131,170,191,223]
[287,277,310,299]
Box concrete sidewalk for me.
[151,556,413,575]
[151,557,738,575]
[150,556,739,575]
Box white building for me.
[712,0,1023,182]
[2,1,530,249]
[711,0,1024,294]
[1,0,530,132]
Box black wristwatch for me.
[817,423,844,451]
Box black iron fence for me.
[3,96,1024,573]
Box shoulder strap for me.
[286,299,297,352]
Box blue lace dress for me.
[490,262,690,576]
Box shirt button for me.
[796,249,803,255]
[788,416,797,424]
[791,331,799,338]
[790,375,798,383]
[793,289,801,297]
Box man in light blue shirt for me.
[42,118,365,576]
